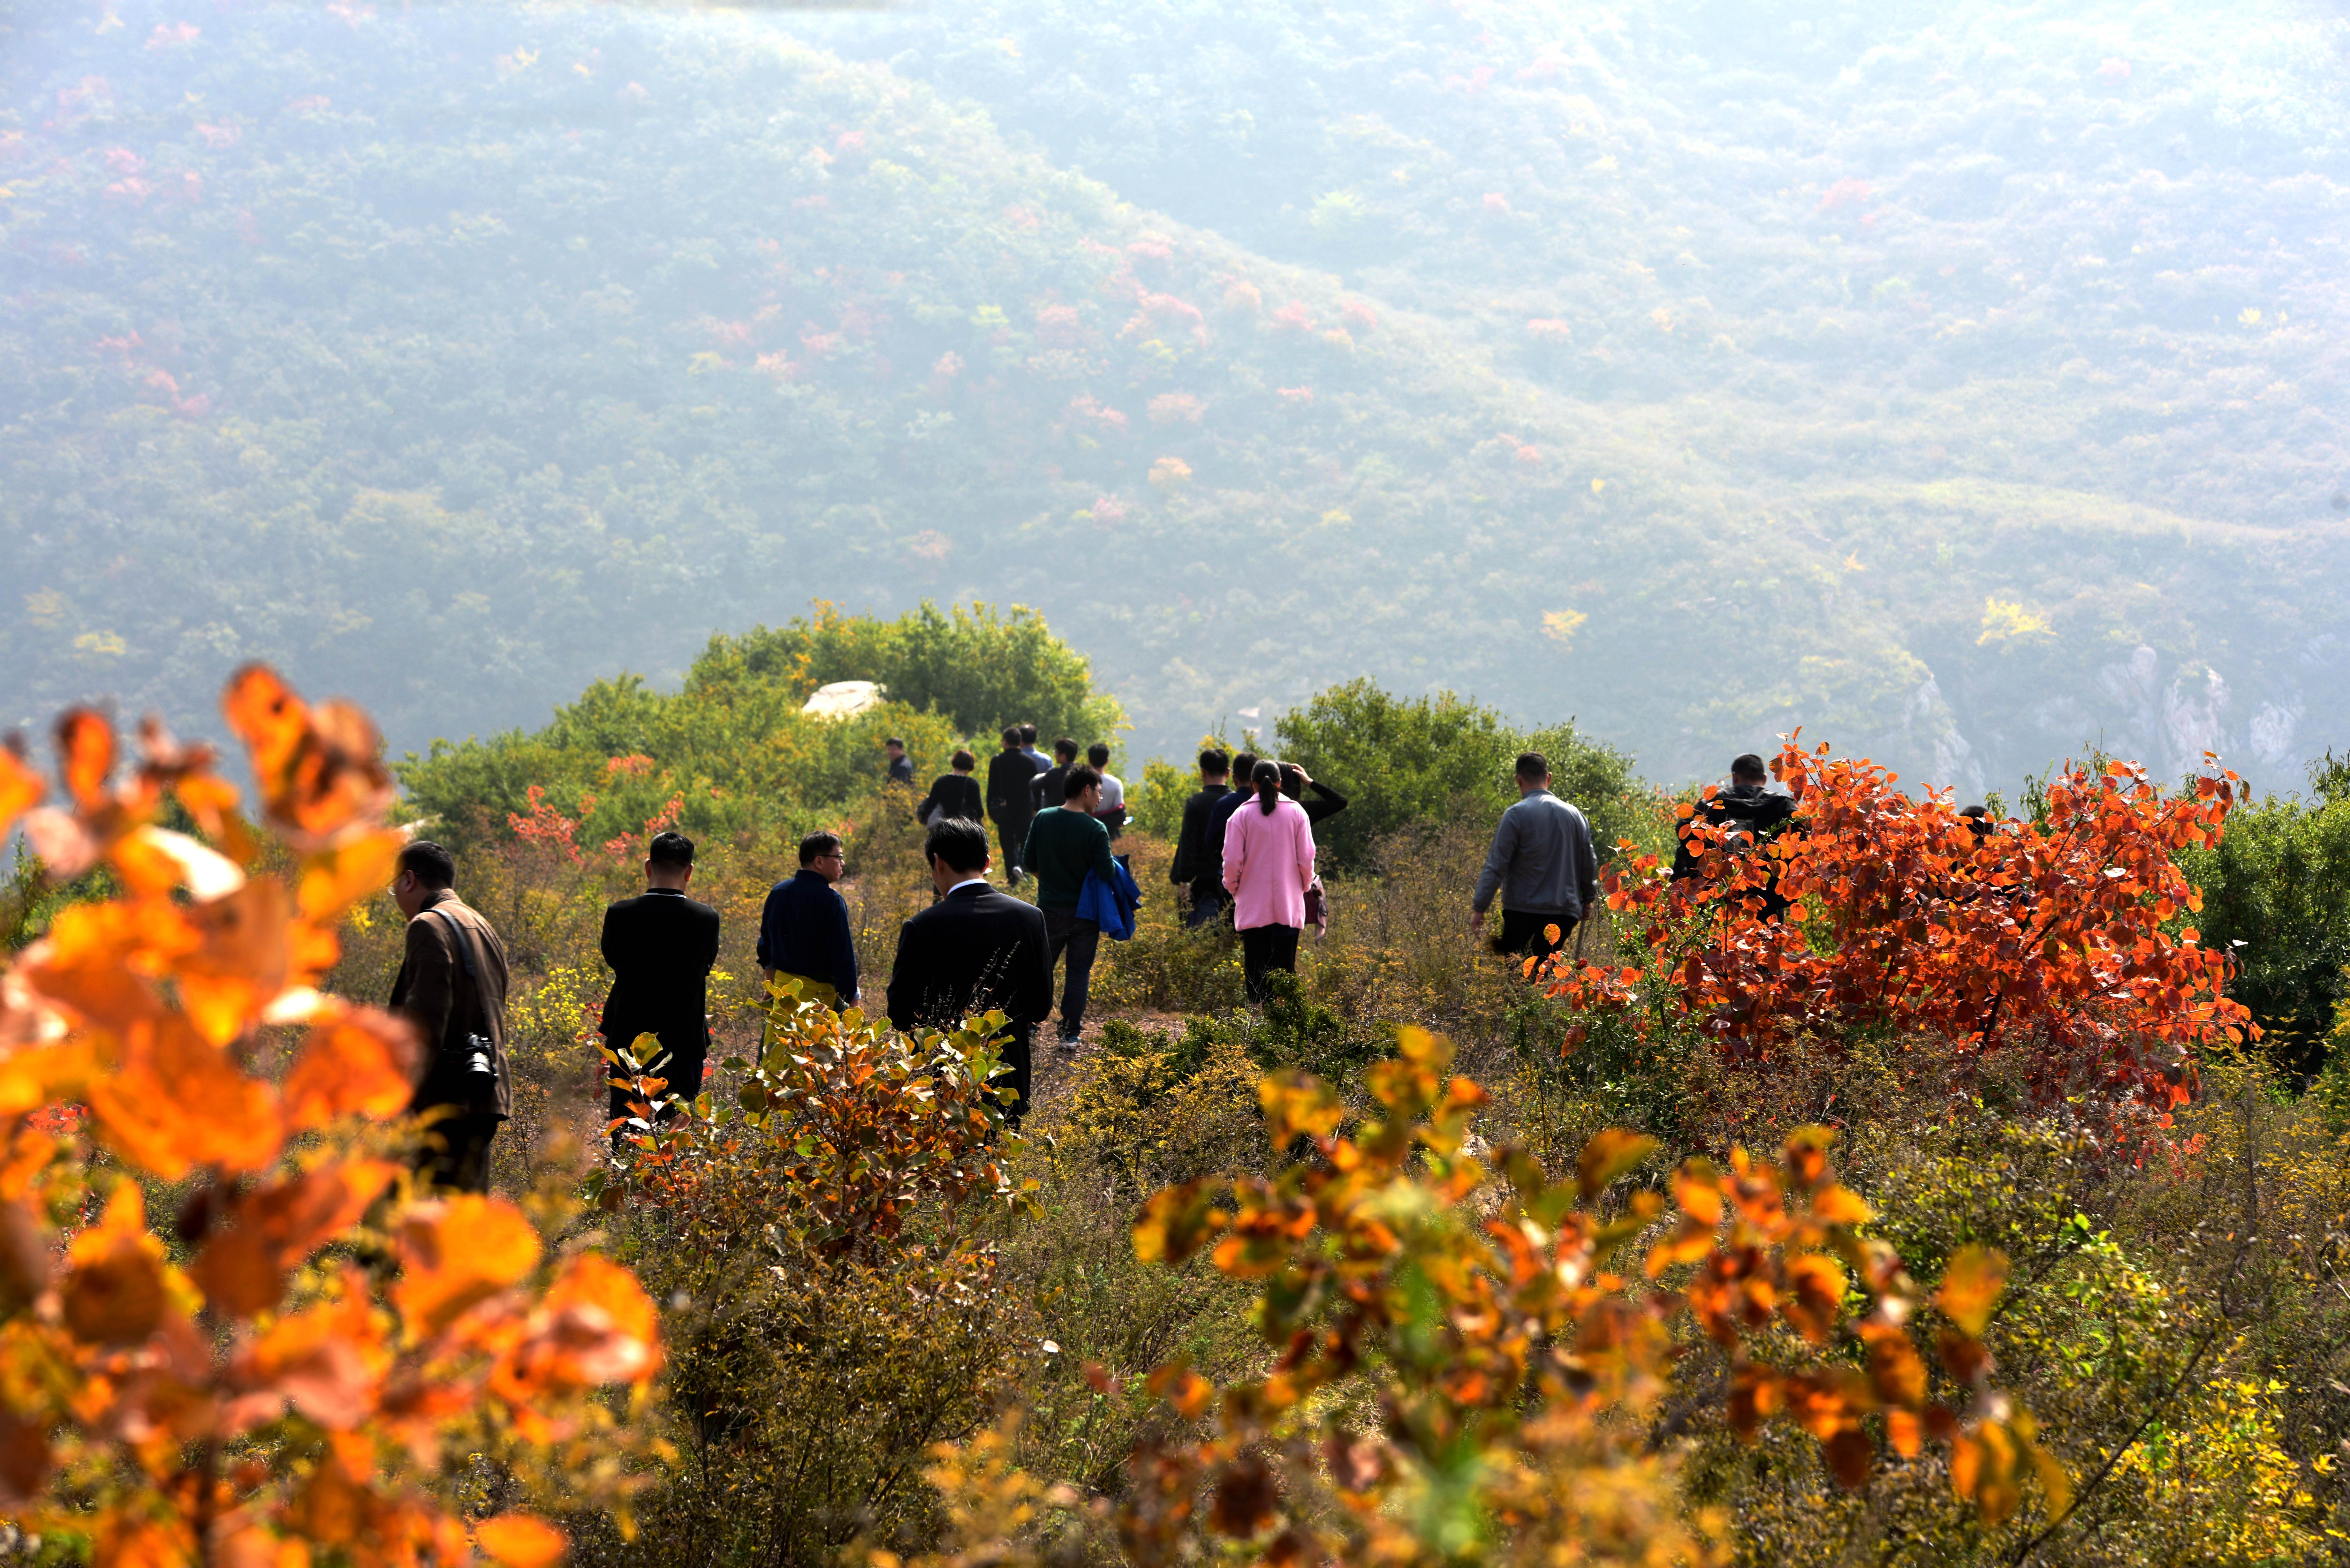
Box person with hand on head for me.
[1277,760,1349,826]
[1222,760,1318,1002]
[886,817,1053,1126]
[1470,752,1599,968]
[597,830,721,1141]
[389,839,512,1194]
[1170,747,1232,928]
[885,737,915,786]
[1087,742,1127,837]
[917,749,984,827]
[755,831,858,1008]
[986,727,1042,885]
[1021,765,1120,1047]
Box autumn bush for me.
[0,668,663,1566]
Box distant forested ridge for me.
[3,0,2346,790]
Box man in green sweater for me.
[1022,765,1119,1047]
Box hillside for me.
[3,0,2346,791]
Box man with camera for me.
[390,839,512,1194]
[599,831,723,1143]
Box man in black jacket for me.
[1029,736,1080,816]
[599,830,722,1139]
[389,839,512,1194]
[985,727,1042,886]
[1170,748,1232,928]
[886,817,1054,1125]
[917,749,986,826]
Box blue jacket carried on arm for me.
[1075,855,1144,942]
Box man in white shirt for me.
[1086,742,1126,838]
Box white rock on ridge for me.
[801,680,887,720]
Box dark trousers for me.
[1492,910,1576,967]
[1240,923,1301,1003]
[415,1112,500,1195]
[1184,883,1225,930]
[608,1044,707,1140]
[1041,906,1100,1040]
[993,815,1031,878]
[996,1027,1034,1127]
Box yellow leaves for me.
[1936,1244,2009,1337]
[63,1183,170,1346]
[1542,609,1588,649]
[1258,1071,1341,1149]
[1978,595,2054,646]
[476,1514,567,1568]
[282,1002,420,1128]
[394,1195,543,1337]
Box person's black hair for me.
[951,748,976,772]
[1087,742,1111,767]
[1199,748,1229,776]
[1054,736,1080,762]
[1001,726,1022,747]
[398,839,456,890]
[1959,804,1993,838]
[1063,765,1101,802]
[799,830,844,867]
[925,816,990,874]
[1278,762,1305,800]
[885,736,905,750]
[1019,723,1038,745]
[1516,752,1548,782]
[1730,753,1768,782]
[647,830,695,868]
[1230,751,1259,786]
[1252,759,1282,815]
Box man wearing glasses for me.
[756,831,860,1009]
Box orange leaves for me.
[1258,1070,1341,1149]
[62,1183,171,1347]
[1577,1128,1656,1202]
[0,673,660,1568]
[87,1014,283,1179]
[282,1003,420,1128]
[477,1514,568,1568]
[1548,739,2248,1114]
[1935,1245,2009,1338]
[394,1195,543,1337]
[191,1160,399,1317]
[222,665,394,850]
[0,740,41,841]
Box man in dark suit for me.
[599,830,722,1138]
[917,749,986,826]
[389,839,512,1194]
[886,817,1053,1125]
[1028,736,1080,816]
[985,726,1042,887]
[1170,747,1232,928]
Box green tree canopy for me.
[1271,679,1653,871]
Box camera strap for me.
[427,908,491,1043]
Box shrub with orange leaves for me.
[1549,738,2250,1117]
[898,1027,2058,1568]
[0,667,660,1566]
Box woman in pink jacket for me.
[1222,759,1318,1002]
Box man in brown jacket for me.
[389,839,512,1193]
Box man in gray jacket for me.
[1470,752,1599,965]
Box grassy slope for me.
[1,0,2343,792]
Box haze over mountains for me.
[4,0,2346,791]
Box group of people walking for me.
[380,728,1725,1194]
